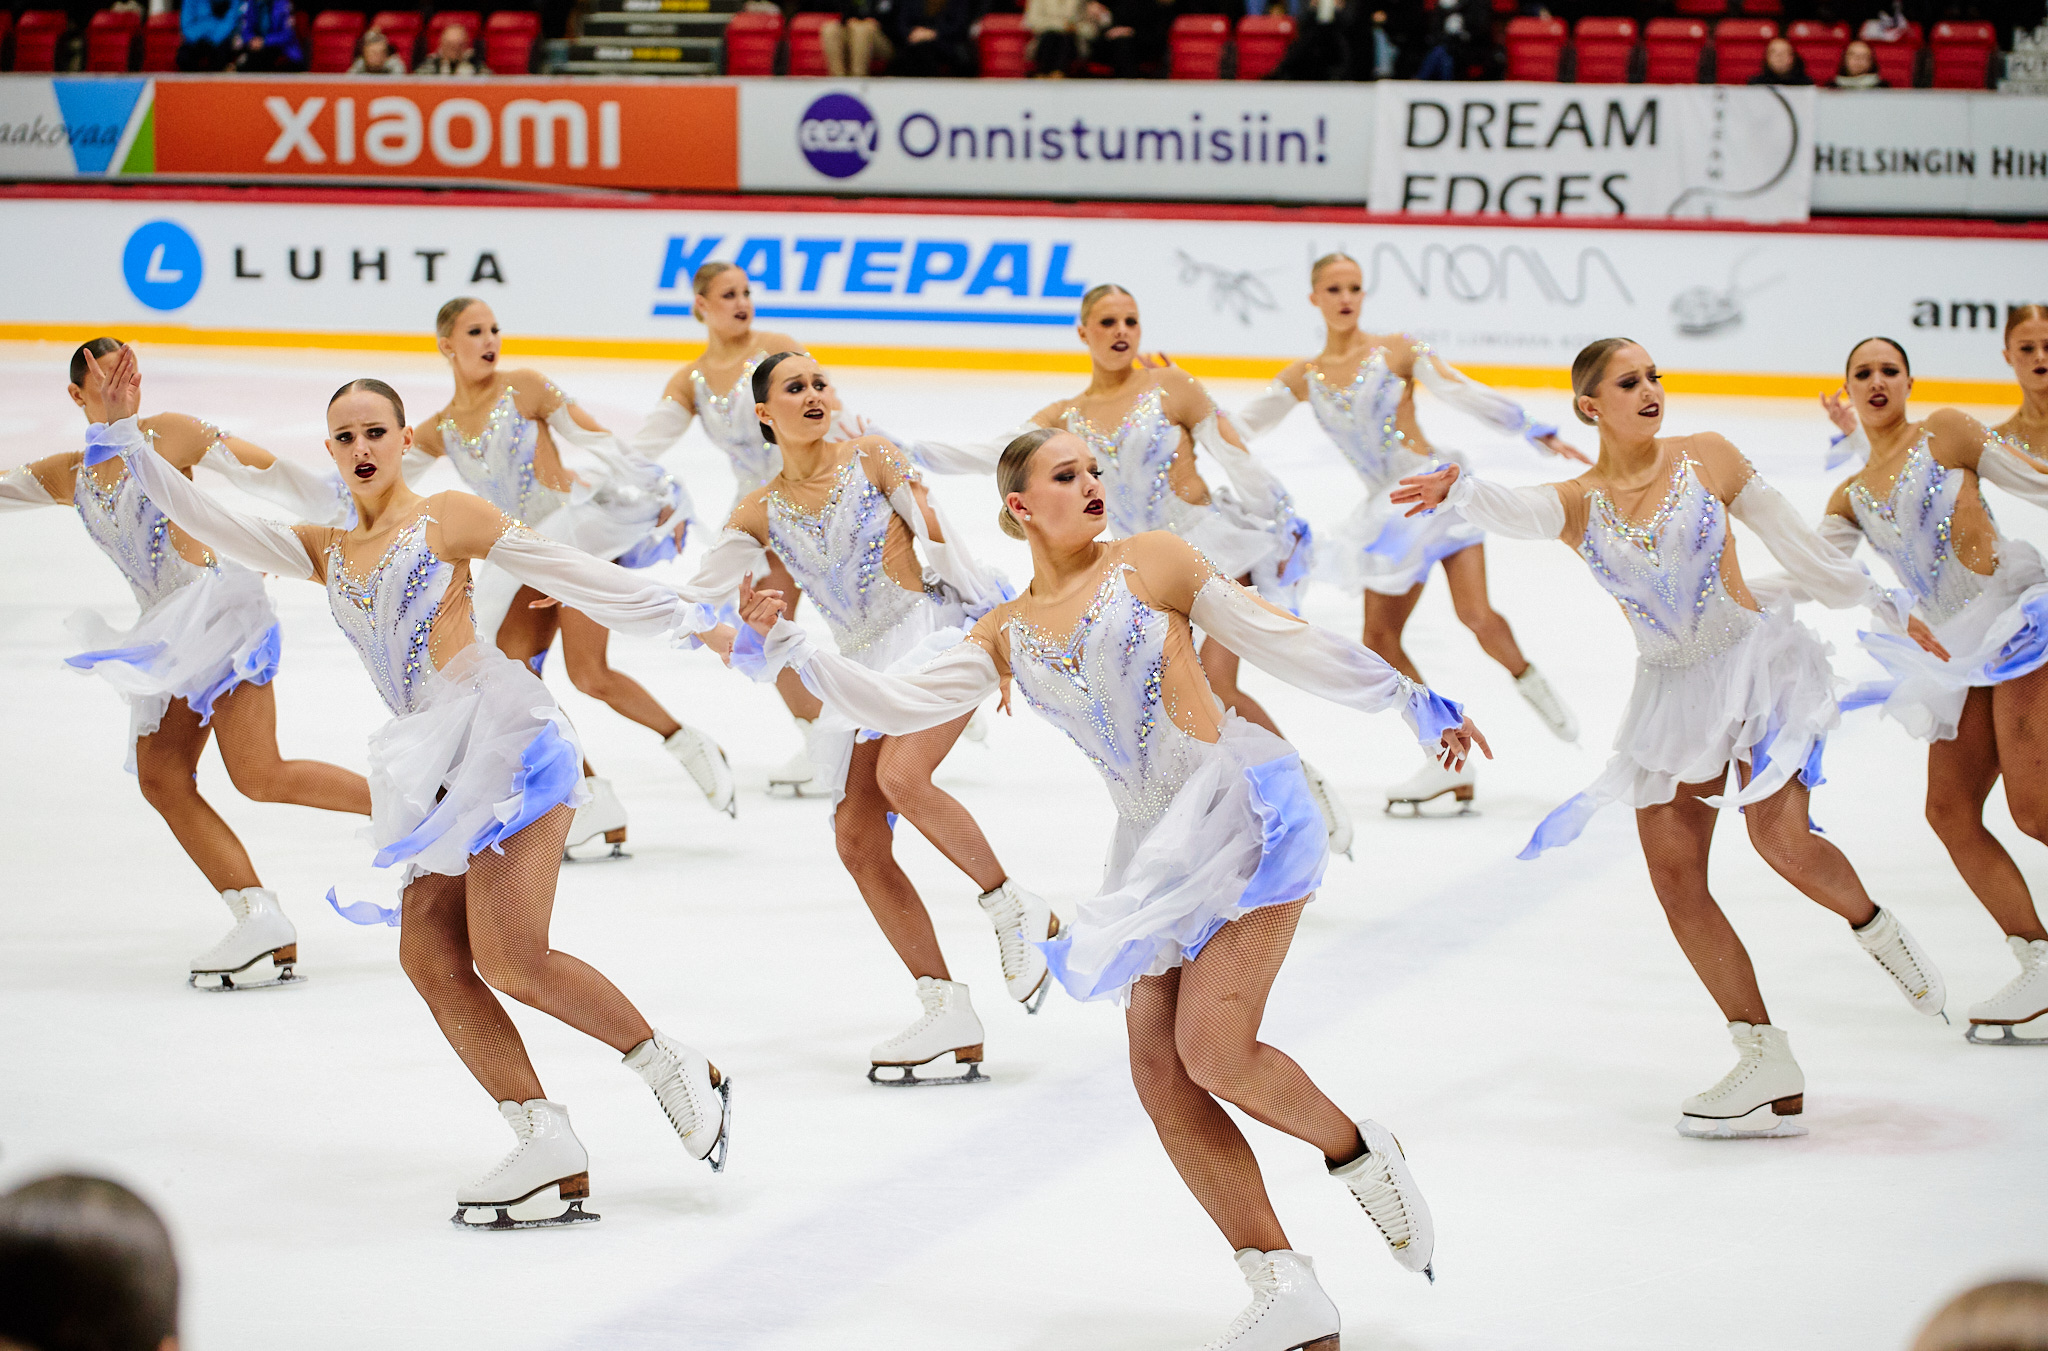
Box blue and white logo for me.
[122,221,203,312]
[797,93,878,180]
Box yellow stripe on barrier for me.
[0,322,2019,404]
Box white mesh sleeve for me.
[1978,440,2048,511]
[1192,412,1295,521]
[200,445,352,525]
[1824,423,1871,470]
[1730,477,1907,628]
[1442,470,1567,540]
[887,481,1013,616]
[93,419,315,580]
[1232,379,1302,442]
[759,619,999,733]
[485,527,711,638]
[630,397,694,461]
[1188,578,1465,747]
[1413,348,1557,446]
[0,464,58,511]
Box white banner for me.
[1,195,2043,386]
[1370,82,1815,223]
[1809,89,2048,215]
[737,79,1374,202]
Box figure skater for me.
[85,347,730,1229]
[1992,304,2048,460]
[683,352,1056,1082]
[729,426,1487,1349]
[1812,335,2048,1044]
[0,338,370,990]
[412,297,732,856]
[1393,337,1949,1140]
[1231,252,1588,814]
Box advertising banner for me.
[736,79,1375,202]
[1807,89,2048,215]
[1,195,2042,391]
[0,76,152,178]
[1370,81,1815,222]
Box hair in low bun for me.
[1846,335,1911,377]
[996,427,1061,539]
[1570,337,1637,426]
[750,350,802,446]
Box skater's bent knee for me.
[1174,1037,1256,1099]
[873,761,936,811]
[2004,799,2048,844]
[1926,793,1987,840]
[136,764,200,808]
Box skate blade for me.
[868,1055,990,1088]
[766,779,820,799]
[704,1075,733,1174]
[1965,1017,2048,1046]
[1677,1102,1808,1140]
[452,1195,600,1231]
[563,842,630,863]
[1383,795,1477,819]
[190,954,304,992]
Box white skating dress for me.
[743,536,1464,1003]
[94,417,713,891]
[1824,428,2048,741]
[1064,386,1313,610]
[674,442,1011,800]
[1232,345,1559,596]
[1446,451,1907,858]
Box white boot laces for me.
[1989,939,2048,1003]
[645,1046,704,1138]
[1346,1154,1416,1249]
[1863,913,1932,998]
[1699,1030,1766,1104]
[986,888,1029,982]
[1205,1257,1281,1350]
[472,1106,538,1187]
[880,984,948,1051]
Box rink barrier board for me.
[0,322,2017,404]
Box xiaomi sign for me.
[152,79,737,190]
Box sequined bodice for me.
[74,460,209,610]
[1305,355,1428,489]
[1848,437,1992,627]
[766,456,927,656]
[1065,387,1186,540]
[1579,456,1759,668]
[1006,565,1206,829]
[439,388,568,527]
[326,516,455,716]
[691,359,782,493]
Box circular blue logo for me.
[122,221,203,312]
[797,92,877,180]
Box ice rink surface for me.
[1,342,2044,1351]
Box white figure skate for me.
[1385,754,1475,817]
[1203,1249,1341,1351]
[978,879,1060,1013]
[769,715,833,797]
[1515,663,1579,742]
[1965,935,2048,1045]
[1853,907,1947,1018]
[664,724,737,818]
[453,1098,598,1230]
[189,888,301,991]
[870,977,988,1086]
[1299,760,1354,860]
[1677,1022,1806,1139]
[624,1030,732,1172]
[1330,1118,1435,1281]
[963,704,991,746]
[563,775,628,862]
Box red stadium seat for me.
[1785,19,1846,81]
[722,9,781,74]
[309,9,364,72]
[84,7,139,70]
[1644,16,1707,80]
[1234,13,1294,79]
[0,13,12,62]
[483,9,540,73]
[423,9,482,62]
[1571,16,1635,82]
[787,11,830,75]
[141,10,182,69]
[1929,19,1995,88]
[1867,21,1922,85]
[1168,14,1228,78]
[1712,17,1775,83]
[976,11,1028,77]
[369,10,421,67]
[1738,0,1782,15]
[11,10,68,72]
[1672,0,1728,16]
[1504,15,1566,80]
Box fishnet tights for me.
[1927,678,2048,942]
[1125,900,1359,1254]
[397,805,653,1104]
[1636,769,1881,1027]
[836,713,1006,980]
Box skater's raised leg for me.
[1927,688,2047,942]
[838,737,950,983]
[209,680,372,816]
[1442,544,1577,741]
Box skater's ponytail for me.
[997,427,1060,540]
[1846,336,1911,377]
[68,336,123,389]
[1570,337,1637,426]
[328,378,407,427]
[0,1173,180,1351]
[750,351,802,446]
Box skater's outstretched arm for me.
[1408,341,1587,462]
[1395,463,1571,541]
[0,453,77,509]
[864,438,1013,615]
[87,419,321,582]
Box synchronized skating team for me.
[8,262,2047,1351]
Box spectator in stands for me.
[418,21,488,73]
[0,1173,181,1351]
[1024,0,1096,73]
[1750,34,1812,81]
[1086,0,1172,76]
[821,0,898,75]
[889,0,979,74]
[176,0,244,70]
[233,0,304,70]
[348,27,407,71]
[1261,0,1385,79]
[1832,37,1888,83]
[1859,0,1914,41]
[1412,0,1473,77]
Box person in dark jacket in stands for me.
[232,0,304,70]
[891,0,980,74]
[1748,35,1812,83]
[1085,0,1172,76]
[1263,0,1387,79]
[417,20,489,73]
[176,0,243,70]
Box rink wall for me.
[1,185,2044,399]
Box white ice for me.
[1,343,2043,1351]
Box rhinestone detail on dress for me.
[326,514,457,716]
[439,387,568,528]
[766,454,932,655]
[1848,432,1994,627]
